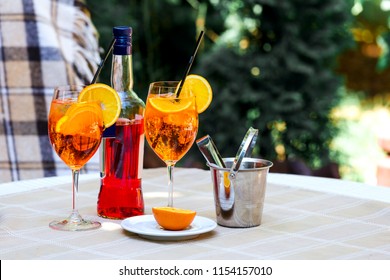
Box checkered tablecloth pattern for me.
[0,168,389,260]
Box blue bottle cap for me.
[113,26,132,55]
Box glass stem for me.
[70,169,81,222]
[167,164,174,207]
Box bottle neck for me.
[111,54,134,93]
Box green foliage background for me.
[87,0,355,170]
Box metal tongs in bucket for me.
[196,127,259,173]
[229,127,258,180]
[196,135,226,168]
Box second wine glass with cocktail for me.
[144,75,212,208]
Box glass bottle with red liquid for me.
[97,26,145,219]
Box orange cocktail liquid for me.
[144,96,198,163]
[48,99,103,169]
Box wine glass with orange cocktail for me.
[144,75,212,210]
[48,83,121,231]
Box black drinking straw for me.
[91,38,116,84]
[176,30,205,97]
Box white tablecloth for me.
[1,168,389,260]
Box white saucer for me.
[121,215,217,241]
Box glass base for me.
[49,210,101,231]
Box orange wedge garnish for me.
[55,102,103,136]
[148,97,193,113]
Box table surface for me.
[1,168,389,260]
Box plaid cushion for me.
[0,0,100,182]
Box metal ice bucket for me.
[208,157,273,228]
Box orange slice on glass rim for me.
[178,74,212,113]
[78,83,121,128]
[152,206,196,231]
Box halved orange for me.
[78,83,121,128]
[152,207,196,231]
[178,74,212,113]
